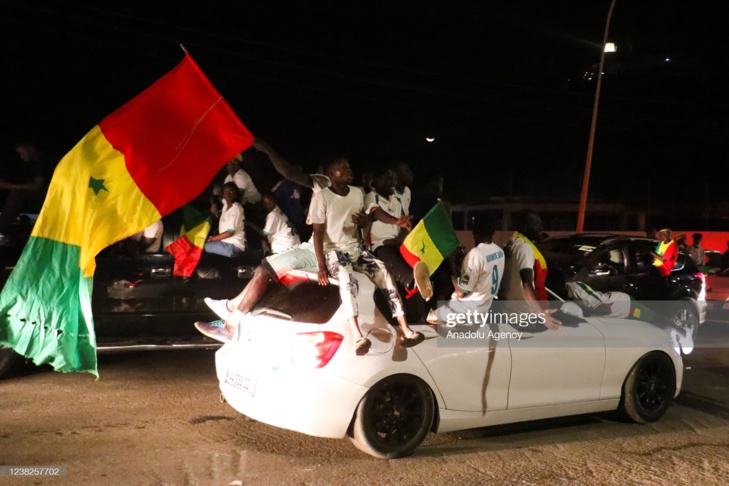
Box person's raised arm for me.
[253,139,314,189]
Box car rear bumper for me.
[215,343,368,439]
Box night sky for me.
[2,0,727,207]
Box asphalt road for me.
[2,322,729,486]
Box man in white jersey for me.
[426,216,505,324]
[393,161,413,215]
[311,158,424,355]
[364,167,430,299]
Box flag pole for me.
[179,43,189,55]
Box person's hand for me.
[396,214,412,231]
[317,266,330,286]
[253,139,272,153]
[382,238,397,247]
[351,210,369,228]
[543,308,562,332]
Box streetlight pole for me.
[576,0,617,233]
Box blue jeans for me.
[204,241,244,258]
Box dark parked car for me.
[537,234,706,338]
[0,208,263,376]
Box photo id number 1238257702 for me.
[0,466,67,476]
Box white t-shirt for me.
[309,186,363,253]
[305,174,332,243]
[394,186,411,215]
[218,200,246,251]
[264,207,301,254]
[500,236,534,302]
[455,242,505,310]
[224,169,261,205]
[142,220,163,253]
[363,191,404,252]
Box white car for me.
[213,270,683,459]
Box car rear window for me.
[252,279,341,324]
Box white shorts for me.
[264,241,318,280]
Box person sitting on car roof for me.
[650,228,678,277]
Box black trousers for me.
[374,245,414,290]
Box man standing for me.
[651,228,678,276]
[499,210,562,332]
[310,158,424,355]
[224,155,261,206]
[426,216,505,324]
[686,233,706,267]
[393,162,414,215]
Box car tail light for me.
[291,332,343,368]
[696,272,706,300]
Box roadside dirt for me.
[1,347,728,485]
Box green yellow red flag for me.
[399,201,459,274]
[0,54,253,377]
[166,205,212,278]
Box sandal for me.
[355,337,372,356]
[401,330,425,348]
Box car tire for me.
[619,351,676,423]
[0,347,18,377]
[670,300,700,340]
[349,374,434,459]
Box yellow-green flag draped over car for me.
[0,54,253,377]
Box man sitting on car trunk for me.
[310,157,424,355]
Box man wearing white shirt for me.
[310,158,424,355]
[203,182,246,257]
[393,162,413,215]
[427,216,505,324]
[246,193,301,254]
[224,156,261,205]
[364,167,428,298]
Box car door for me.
[413,323,512,412]
[623,241,668,300]
[574,245,630,294]
[91,209,255,340]
[506,316,606,409]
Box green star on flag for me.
[89,177,109,195]
[400,201,459,274]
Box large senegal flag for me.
[166,205,212,278]
[0,54,253,377]
[400,201,459,274]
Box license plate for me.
[225,370,256,396]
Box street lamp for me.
[576,0,618,233]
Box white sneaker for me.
[426,309,439,324]
[204,298,233,320]
[413,261,433,301]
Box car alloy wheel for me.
[350,374,434,459]
[619,351,676,423]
